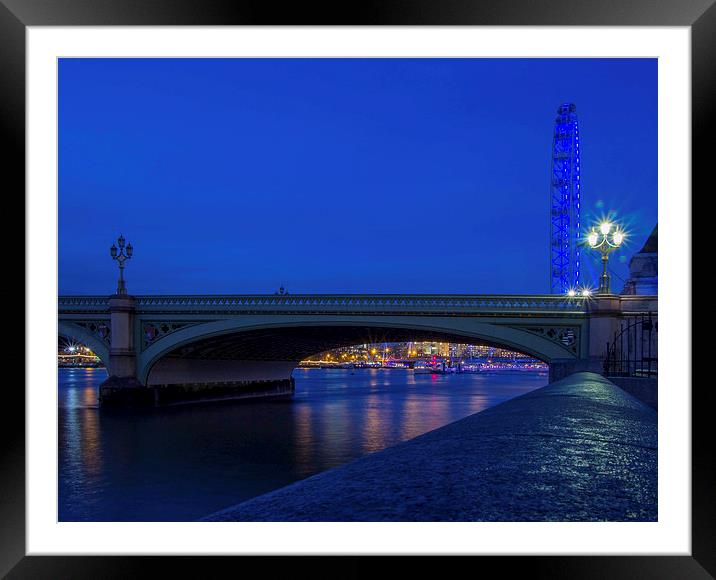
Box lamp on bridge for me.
[587,221,625,295]
[110,234,133,295]
[566,288,592,298]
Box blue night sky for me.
[59,58,657,295]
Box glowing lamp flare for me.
[586,219,626,294]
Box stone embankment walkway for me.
[205,372,657,521]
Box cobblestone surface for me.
[204,372,657,521]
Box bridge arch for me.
[137,315,580,385]
[58,321,110,368]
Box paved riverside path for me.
[205,372,657,521]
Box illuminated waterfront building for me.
[302,342,542,364]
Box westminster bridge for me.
[57,292,657,406]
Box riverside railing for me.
[603,312,658,378]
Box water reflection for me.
[319,398,351,471]
[362,393,389,454]
[59,367,546,521]
[400,395,424,441]
[293,404,315,477]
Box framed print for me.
[4,0,711,577]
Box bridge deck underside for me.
[165,326,534,362]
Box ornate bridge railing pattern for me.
[59,294,589,316]
[58,296,111,311]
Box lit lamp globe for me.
[586,221,626,295]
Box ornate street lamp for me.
[586,221,625,294]
[110,234,133,295]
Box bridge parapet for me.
[617,295,658,314]
[60,294,588,316]
[58,296,111,313]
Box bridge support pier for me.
[106,294,138,377]
[549,358,604,383]
[549,296,635,383]
[99,299,299,407]
[99,294,145,406]
[587,295,622,360]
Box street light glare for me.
[587,219,625,294]
[567,289,576,297]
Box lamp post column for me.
[103,235,140,385]
[599,255,610,294]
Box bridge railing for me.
[59,294,588,315]
[57,296,112,312]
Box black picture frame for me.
[4,0,709,577]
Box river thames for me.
[59,367,546,521]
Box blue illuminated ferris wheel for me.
[549,103,581,294]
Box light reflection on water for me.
[58,367,546,521]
